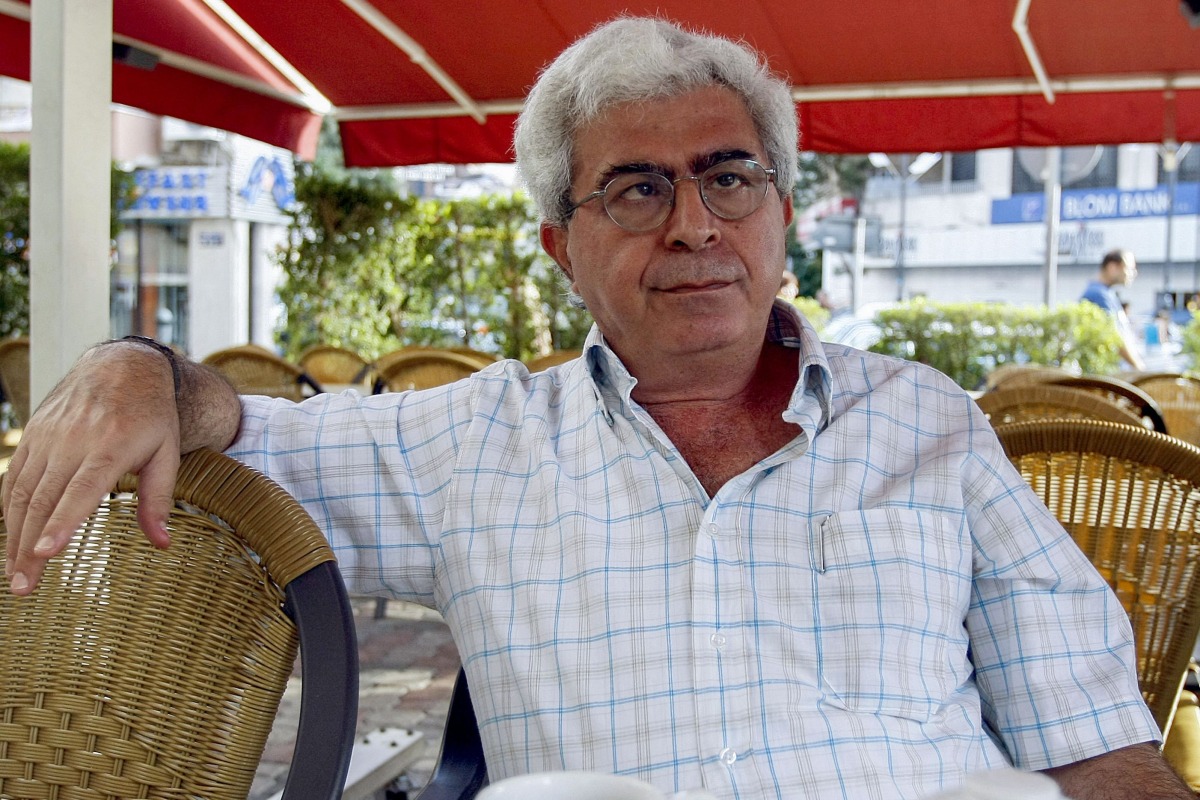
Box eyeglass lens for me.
[601,160,773,232]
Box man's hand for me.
[1040,741,1194,798]
[2,341,240,596]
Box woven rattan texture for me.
[0,449,334,799]
[976,384,1146,428]
[298,345,372,387]
[1132,373,1200,448]
[373,350,490,393]
[995,419,1200,732]
[523,350,582,372]
[0,337,30,427]
[202,347,311,401]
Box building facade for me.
[3,76,292,360]
[816,144,1200,332]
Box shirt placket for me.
[693,497,754,796]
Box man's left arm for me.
[1041,742,1193,799]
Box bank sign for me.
[991,182,1200,224]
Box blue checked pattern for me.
[229,302,1158,800]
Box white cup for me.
[476,770,718,800]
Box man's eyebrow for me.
[591,149,759,190]
[594,161,669,189]
[692,149,756,173]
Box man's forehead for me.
[571,86,762,169]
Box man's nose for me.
[662,178,719,250]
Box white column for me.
[29,0,113,406]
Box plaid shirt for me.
[229,302,1157,800]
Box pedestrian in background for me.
[1080,248,1146,371]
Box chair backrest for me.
[1047,374,1168,434]
[0,337,31,427]
[203,346,323,400]
[414,668,489,800]
[975,384,1147,428]
[373,349,491,393]
[994,418,1200,734]
[524,349,582,372]
[298,344,373,388]
[1131,372,1200,447]
[983,363,1076,392]
[0,448,358,800]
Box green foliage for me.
[275,166,411,359]
[276,164,592,362]
[1180,312,1200,375]
[0,143,30,339]
[868,300,1123,390]
[0,142,133,339]
[791,296,829,333]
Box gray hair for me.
[514,17,798,226]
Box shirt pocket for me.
[814,508,971,723]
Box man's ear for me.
[781,193,794,226]
[540,221,573,283]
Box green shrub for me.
[867,300,1122,390]
[1181,312,1200,375]
[791,296,829,333]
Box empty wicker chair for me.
[983,363,1077,392]
[298,343,374,390]
[0,448,358,800]
[1131,372,1200,447]
[373,348,492,393]
[975,383,1146,428]
[1047,374,1168,434]
[203,345,322,400]
[0,336,30,428]
[994,418,1200,736]
[524,349,583,372]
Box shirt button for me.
[719,747,738,766]
[706,523,720,539]
[709,633,726,650]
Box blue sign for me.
[239,155,295,210]
[991,182,1200,224]
[124,166,227,219]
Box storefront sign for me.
[991,182,1200,224]
[123,167,228,219]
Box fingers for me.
[135,446,180,549]
[1,342,184,595]
[4,445,128,596]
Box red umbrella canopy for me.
[0,0,323,157]
[224,0,1200,164]
[5,0,1200,165]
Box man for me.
[1081,248,1146,371]
[2,17,1191,800]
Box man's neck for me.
[632,341,801,494]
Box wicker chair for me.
[298,343,374,389]
[0,337,30,427]
[1047,374,1168,434]
[372,349,491,394]
[413,668,489,800]
[203,345,323,400]
[524,349,583,372]
[983,363,1077,392]
[1131,373,1200,448]
[0,448,358,800]
[975,384,1147,428]
[994,418,1200,736]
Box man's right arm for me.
[2,340,241,595]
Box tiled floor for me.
[250,598,461,800]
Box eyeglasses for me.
[567,159,778,232]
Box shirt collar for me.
[579,299,833,433]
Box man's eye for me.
[709,170,749,190]
[616,179,665,202]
